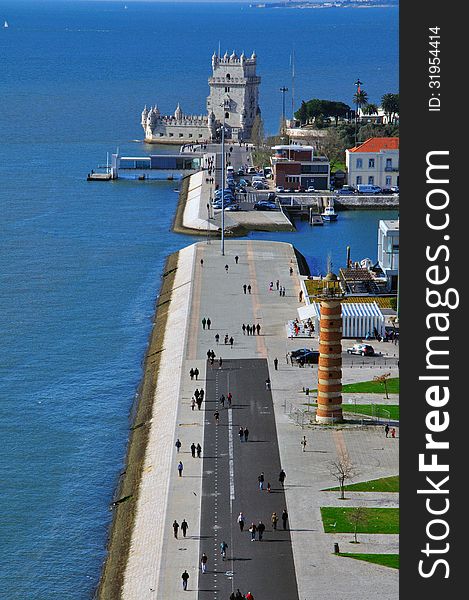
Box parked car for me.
[225,203,241,211]
[239,178,249,187]
[346,343,375,356]
[357,184,382,195]
[237,168,245,176]
[291,348,319,364]
[276,186,285,193]
[253,201,277,211]
[336,186,357,195]
[247,166,257,174]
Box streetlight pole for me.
[354,78,363,147]
[280,86,288,136]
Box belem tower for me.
[141,51,261,144]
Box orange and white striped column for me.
[316,299,343,423]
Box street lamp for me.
[280,86,288,136]
[354,78,363,146]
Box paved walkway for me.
[122,240,399,600]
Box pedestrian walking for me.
[220,394,226,408]
[282,286,286,297]
[181,519,188,537]
[227,392,232,407]
[196,396,202,410]
[274,357,278,370]
[191,397,196,411]
[269,281,274,292]
[181,569,189,590]
[252,323,256,335]
[224,334,229,345]
[247,284,252,294]
[246,324,251,335]
[235,255,239,264]
[249,522,257,541]
[189,368,194,380]
[225,264,229,273]
[214,410,220,424]
[220,540,228,560]
[190,442,196,458]
[229,336,234,348]
[301,436,307,452]
[279,469,286,486]
[290,266,293,276]
[267,482,271,493]
[196,443,202,458]
[234,589,244,600]
[214,332,220,345]
[271,512,278,530]
[200,388,205,401]
[265,378,271,390]
[256,323,261,335]
[243,427,249,442]
[242,323,246,335]
[258,472,265,491]
[210,354,214,366]
[177,461,183,477]
[246,592,254,600]
[237,512,245,532]
[282,508,288,530]
[200,258,204,267]
[257,521,265,541]
[391,427,396,438]
[276,279,279,290]
[299,290,303,302]
[202,317,207,330]
[286,351,291,365]
[173,519,179,538]
[175,438,182,453]
[194,367,199,380]
[243,284,247,294]
[207,318,211,330]
[200,553,208,573]
[385,424,390,437]
[239,426,244,442]
[219,356,223,369]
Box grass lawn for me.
[339,553,399,569]
[342,404,400,421]
[321,507,399,534]
[342,378,399,394]
[324,475,399,493]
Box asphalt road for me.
[198,358,299,600]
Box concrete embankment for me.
[95,250,184,600]
[335,195,399,210]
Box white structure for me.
[346,137,399,189]
[142,51,261,144]
[377,219,399,291]
[298,301,385,339]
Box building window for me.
[179,133,184,137]
[356,158,362,169]
[189,134,193,138]
[226,73,231,80]
[199,134,203,138]
[368,176,374,184]
[159,133,164,137]
[386,176,392,186]
[356,176,362,185]
[368,158,375,168]
[386,158,392,168]
[225,86,231,93]
[225,112,230,119]
[169,133,174,137]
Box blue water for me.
[0,2,398,597]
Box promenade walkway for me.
[121,239,399,600]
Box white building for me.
[298,301,385,339]
[142,51,261,144]
[346,137,399,189]
[377,219,399,291]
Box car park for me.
[253,201,277,211]
[346,343,375,356]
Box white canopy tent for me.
[297,301,385,339]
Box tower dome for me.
[174,103,183,120]
[230,50,237,61]
[251,50,257,60]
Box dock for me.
[87,172,112,181]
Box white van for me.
[357,184,382,194]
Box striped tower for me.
[316,272,343,423]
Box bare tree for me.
[373,372,392,399]
[347,506,369,544]
[330,453,359,499]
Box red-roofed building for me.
[346,137,399,190]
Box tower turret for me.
[174,103,183,121]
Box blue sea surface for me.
[0,1,398,597]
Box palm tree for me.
[353,90,369,115]
[362,103,378,116]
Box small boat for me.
[321,199,338,221]
[4,20,9,28]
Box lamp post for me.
[280,86,288,136]
[354,78,363,146]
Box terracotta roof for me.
[348,137,399,153]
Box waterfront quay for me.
[99,239,399,600]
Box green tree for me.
[353,90,369,115]
[296,100,309,125]
[381,93,399,122]
[362,103,379,116]
[348,507,369,544]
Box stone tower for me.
[316,272,344,424]
[207,50,261,141]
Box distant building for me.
[142,51,261,144]
[346,137,399,189]
[377,219,399,291]
[358,106,399,125]
[270,145,330,190]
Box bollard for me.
[334,543,340,554]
